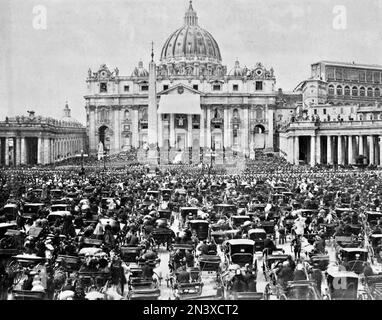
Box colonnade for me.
[290,134,382,166]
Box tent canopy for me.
[158,93,201,114]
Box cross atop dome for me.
[184,0,198,26]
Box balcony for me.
[211,118,223,125]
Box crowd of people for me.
[0,150,382,300]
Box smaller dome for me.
[131,61,149,77]
[229,60,245,77]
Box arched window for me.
[328,84,335,95]
[124,109,130,120]
[233,108,239,119]
[344,86,350,96]
[375,88,381,97]
[256,108,263,119]
[367,87,373,97]
[352,86,358,96]
[336,85,343,96]
[359,114,363,121]
[360,87,365,96]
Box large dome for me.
[160,1,222,64]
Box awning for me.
[158,93,201,114]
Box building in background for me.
[0,103,87,166]
[280,61,382,166]
[85,1,300,163]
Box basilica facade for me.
[84,1,300,162]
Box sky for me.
[1,0,382,124]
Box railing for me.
[0,117,84,128]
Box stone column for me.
[294,136,299,165]
[37,137,43,164]
[316,136,321,164]
[310,135,316,166]
[338,136,344,165]
[132,108,139,148]
[288,137,293,163]
[114,107,121,153]
[359,135,364,156]
[15,137,21,166]
[169,113,175,148]
[206,108,211,148]
[89,107,96,154]
[223,107,229,148]
[4,138,9,166]
[379,136,382,166]
[348,136,353,165]
[50,139,54,163]
[200,107,205,148]
[267,106,274,150]
[327,136,332,164]
[44,138,50,164]
[21,137,26,164]
[369,135,375,165]
[187,114,192,148]
[242,107,249,154]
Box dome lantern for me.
[184,1,198,26]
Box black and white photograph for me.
[1,0,382,311]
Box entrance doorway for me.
[253,125,266,149]
[98,126,111,152]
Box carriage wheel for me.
[6,260,23,286]
[264,284,271,300]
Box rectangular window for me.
[326,67,335,80]
[374,72,380,84]
[359,71,366,82]
[255,81,263,91]
[193,84,199,90]
[162,114,169,120]
[141,85,149,91]
[366,71,373,83]
[100,82,107,93]
[233,84,239,91]
[212,84,221,91]
[141,122,148,129]
[323,108,327,115]
[124,85,129,92]
[163,85,169,91]
[314,109,317,114]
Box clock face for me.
[100,71,107,78]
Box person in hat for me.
[177,265,190,284]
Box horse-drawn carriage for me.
[151,222,175,250]
[222,239,257,272]
[179,207,199,228]
[278,280,322,300]
[361,275,382,300]
[9,254,48,300]
[22,203,45,220]
[231,215,251,229]
[1,203,18,221]
[324,269,360,300]
[248,228,267,252]
[337,247,368,274]
[127,263,161,300]
[188,220,209,241]
[214,204,237,219]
